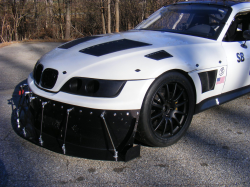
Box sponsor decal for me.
[219,67,225,76]
[216,76,225,85]
[237,52,245,62]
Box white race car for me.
[17,1,250,161]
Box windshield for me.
[135,4,232,40]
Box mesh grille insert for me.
[41,68,58,89]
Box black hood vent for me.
[58,36,102,49]
[79,39,151,56]
[41,68,58,89]
[145,50,173,60]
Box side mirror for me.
[241,30,250,48]
[243,30,250,40]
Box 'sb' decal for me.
[237,52,244,62]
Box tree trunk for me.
[34,0,38,34]
[65,0,71,39]
[1,14,6,42]
[107,0,111,33]
[47,0,53,29]
[61,23,64,39]
[115,0,119,32]
[45,0,48,28]
[128,21,132,30]
[12,0,18,41]
[100,0,106,34]
[14,21,18,41]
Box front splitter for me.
[15,85,141,161]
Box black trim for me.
[58,36,102,49]
[79,39,152,56]
[195,84,250,114]
[61,77,126,98]
[145,50,173,60]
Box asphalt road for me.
[0,42,250,186]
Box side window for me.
[224,12,250,42]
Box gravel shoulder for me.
[0,42,250,186]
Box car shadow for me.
[0,159,8,187]
[7,77,250,185]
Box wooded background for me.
[0,0,248,42]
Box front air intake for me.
[198,70,217,93]
[41,68,58,89]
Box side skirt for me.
[195,85,250,114]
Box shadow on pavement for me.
[0,159,8,187]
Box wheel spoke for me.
[169,118,173,135]
[175,110,187,116]
[176,100,188,107]
[154,118,164,131]
[152,102,163,109]
[173,89,184,102]
[162,119,168,135]
[166,84,170,100]
[171,83,177,100]
[147,74,193,146]
[157,92,165,103]
[154,98,161,104]
[172,115,181,126]
[162,117,174,136]
[151,112,163,120]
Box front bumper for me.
[27,73,154,110]
[16,85,141,161]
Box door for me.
[222,11,250,93]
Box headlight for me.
[60,77,126,98]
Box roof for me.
[175,1,244,7]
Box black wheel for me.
[137,71,195,147]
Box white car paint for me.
[28,74,154,110]
[28,1,250,111]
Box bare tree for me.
[115,0,119,32]
[107,0,111,33]
[0,0,200,43]
[10,0,29,41]
[65,0,71,39]
[100,0,106,34]
[45,0,53,28]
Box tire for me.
[137,71,195,147]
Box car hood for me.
[36,30,221,92]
